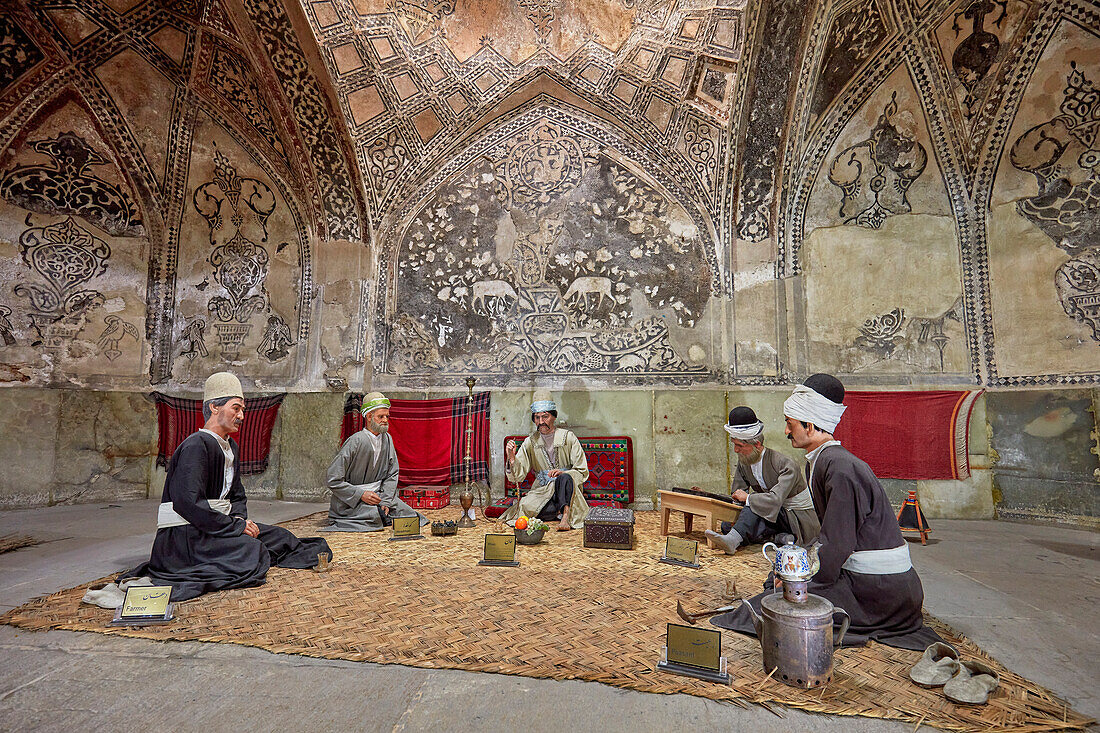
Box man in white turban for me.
[324,392,428,531]
[499,393,590,531]
[712,374,942,650]
[121,372,331,601]
[704,406,820,554]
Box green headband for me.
[361,396,391,415]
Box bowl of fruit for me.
[514,516,549,544]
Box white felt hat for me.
[203,372,243,402]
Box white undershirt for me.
[364,428,383,454]
[200,428,234,499]
[805,439,842,488]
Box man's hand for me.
[546,469,564,478]
[243,519,260,538]
[733,489,749,503]
[361,490,382,505]
[505,439,517,465]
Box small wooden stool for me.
[657,490,741,548]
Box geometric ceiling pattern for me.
[302,0,745,229]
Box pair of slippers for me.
[909,642,1000,705]
[81,576,154,609]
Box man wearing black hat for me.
[712,374,942,650]
[704,406,820,554]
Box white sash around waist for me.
[841,544,912,575]
[783,488,815,512]
[157,499,231,529]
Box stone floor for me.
[0,500,1096,733]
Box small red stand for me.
[896,490,931,545]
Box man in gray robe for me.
[323,391,428,532]
[705,406,820,554]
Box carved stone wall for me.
[0,0,367,392]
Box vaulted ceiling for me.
[299,0,747,233]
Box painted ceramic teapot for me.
[762,538,820,582]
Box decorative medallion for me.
[0,132,143,237]
[14,217,110,349]
[827,92,928,228]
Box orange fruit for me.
[515,517,528,530]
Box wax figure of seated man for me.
[704,406,820,554]
[121,372,331,601]
[499,394,590,531]
[712,374,943,650]
[324,392,428,532]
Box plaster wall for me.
[0,0,1097,526]
[6,386,1098,528]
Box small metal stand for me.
[656,647,730,685]
[659,556,701,569]
[457,376,478,528]
[897,490,931,544]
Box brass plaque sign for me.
[110,585,176,626]
[666,623,722,672]
[392,515,421,537]
[664,537,698,565]
[120,586,172,618]
[479,533,518,566]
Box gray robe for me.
[324,429,428,531]
[733,447,820,546]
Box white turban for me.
[783,384,846,434]
[723,421,763,441]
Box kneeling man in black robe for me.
[714,373,942,650]
[122,371,330,601]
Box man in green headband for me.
[324,391,428,532]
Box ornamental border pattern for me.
[782,0,1100,388]
[242,0,364,241]
[969,0,1100,387]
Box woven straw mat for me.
[1,510,1091,732]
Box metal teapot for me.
[744,540,850,688]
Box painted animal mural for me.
[383,118,715,383]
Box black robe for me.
[713,444,942,650]
[122,431,330,602]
